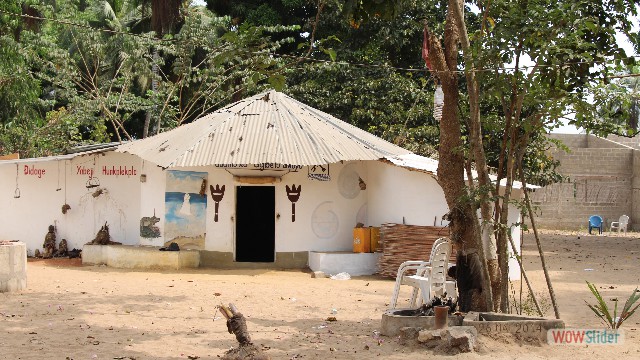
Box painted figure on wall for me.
[140,211,161,238]
[286,184,301,222]
[210,184,225,222]
[308,164,331,181]
[165,171,207,250]
[179,193,191,215]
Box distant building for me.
[532,133,639,231]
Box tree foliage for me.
[346,0,638,313]
[0,0,296,157]
[210,0,443,156]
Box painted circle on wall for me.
[356,203,368,225]
[311,201,339,239]
[338,164,361,199]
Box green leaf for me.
[322,48,337,62]
[268,74,286,91]
[251,72,262,85]
[586,281,614,327]
[618,288,640,328]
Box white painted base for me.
[82,245,200,270]
[0,241,27,292]
[308,251,381,276]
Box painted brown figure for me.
[199,178,208,197]
[42,225,57,259]
[210,184,225,222]
[285,184,301,222]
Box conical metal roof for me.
[116,90,411,168]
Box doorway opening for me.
[235,186,275,262]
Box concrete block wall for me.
[587,135,631,149]
[532,137,635,230]
[547,134,588,149]
[604,134,640,149]
[633,151,640,227]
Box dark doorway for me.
[235,186,275,262]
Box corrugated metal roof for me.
[384,153,439,175]
[383,153,538,189]
[0,145,118,165]
[116,90,412,168]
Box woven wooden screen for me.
[377,223,456,278]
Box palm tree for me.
[151,0,183,36]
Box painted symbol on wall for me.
[308,164,331,181]
[200,178,208,197]
[140,210,161,238]
[85,176,100,189]
[210,184,226,222]
[286,184,302,222]
[311,201,339,239]
[356,203,368,226]
[165,170,207,250]
[338,164,361,199]
[179,193,192,215]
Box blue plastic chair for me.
[588,215,603,235]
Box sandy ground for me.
[1,230,639,360]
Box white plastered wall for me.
[366,160,523,280]
[367,161,449,227]
[0,152,142,253]
[138,161,168,247]
[0,159,66,252]
[174,162,368,253]
[0,150,523,279]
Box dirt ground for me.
[1,229,639,360]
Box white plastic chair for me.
[389,237,456,309]
[610,215,630,235]
[389,237,447,305]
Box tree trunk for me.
[450,0,495,311]
[143,111,150,138]
[152,0,181,36]
[426,1,488,312]
[496,145,516,312]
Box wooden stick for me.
[507,230,543,317]
[520,172,561,319]
[218,304,234,320]
[228,303,239,316]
